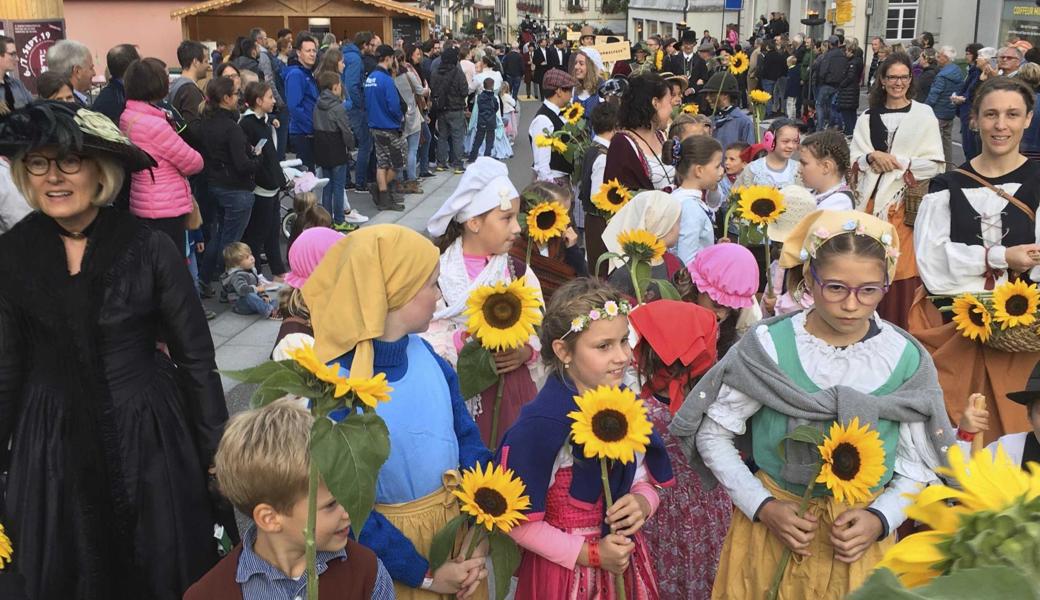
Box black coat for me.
[199,107,260,190]
[431,64,469,113]
[239,112,287,189]
[915,65,938,103]
[0,209,235,599]
[502,51,524,78]
[817,47,850,87]
[547,46,568,70]
[836,52,864,109]
[533,46,549,83]
[759,49,788,81]
[92,78,127,124]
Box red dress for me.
[514,468,659,600]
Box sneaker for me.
[419,171,435,178]
[453,166,465,174]
[333,221,359,233]
[219,290,229,304]
[435,164,449,172]
[199,283,215,299]
[353,185,370,194]
[402,181,424,195]
[343,209,369,224]
[204,309,218,321]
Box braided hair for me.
[800,129,850,175]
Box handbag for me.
[900,168,931,227]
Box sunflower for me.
[952,293,993,342]
[590,179,632,215]
[729,51,750,75]
[287,343,352,398]
[655,49,664,71]
[737,185,786,226]
[749,89,773,105]
[814,417,887,505]
[569,385,653,464]
[453,463,531,533]
[617,229,666,264]
[682,103,700,115]
[534,134,554,148]
[464,277,543,352]
[562,102,585,124]
[526,201,570,244]
[992,279,1040,330]
[0,522,10,570]
[877,444,1040,588]
[343,372,393,408]
[551,138,568,154]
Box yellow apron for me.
[711,471,894,600]
[375,470,489,600]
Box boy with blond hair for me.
[184,399,395,599]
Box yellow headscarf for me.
[779,209,900,283]
[601,191,682,271]
[302,224,440,378]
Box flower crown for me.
[563,300,633,338]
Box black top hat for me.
[1008,360,1040,406]
[680,30,697,45]
[0,101,156,172]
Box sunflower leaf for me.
[221,360,297,384]
[458,341,500,399]
[247,370,323,408]
[428,513,469,572]
[847,566,1038,600]
[653,278,681,301]
[310,412,391,538]
[594,252,624,279]
[633,260,652,300]
[488,530,522,600]
[777,424,826,460]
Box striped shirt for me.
[236,526,396,600]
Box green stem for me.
[305,458,319,600]
[763,234,775,299]
[525,236,533,266]
[628,260,645,305]
[463,526,487,560]
[599,458,626,600]
[766,471,820,600]
[710,72,727,117]
[488,376,506,450]
[754,105,763,144]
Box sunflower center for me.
[750,198,776,217]
[831,442,862,481]
[969,306,986,327]
[473,487,508,517]
[535,211,557,230]
[1005,294,1029,316]
[607,188,625,205]
[482,292,522,329]
[591,409,629,442]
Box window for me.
[885,0,917,40]
[634,18,645,41]
[647,20,659,37]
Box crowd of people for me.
[0,15,1039,600]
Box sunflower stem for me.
[710,72,727,117]
[525,236,533,266]
[305,454,320,600]
[763,234,775,300]
[628,261,645,305]
[489,376,506,450]
[599,458,627,600]
[463,524,487,560]
[766,468,821,600]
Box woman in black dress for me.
[0,101,235,599]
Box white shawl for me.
[850,101,944,218]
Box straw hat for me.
[767,185,818,242]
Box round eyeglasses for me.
[23,154,83,176]
[809,263,889,305]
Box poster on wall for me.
[1001,1,1040,49]
[1,20,66,95]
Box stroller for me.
[278,159,329,239]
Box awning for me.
[356,0,435,21]
[171,0,244,18]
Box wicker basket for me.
[902,179,931,227]
[984,323,1040,353]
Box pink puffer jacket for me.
[120,99,203,219]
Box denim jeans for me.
[288,134,314,171]
[437,110,466,168]
[348,108,373,188]
[417,121,433,175]
[469,126,495,160]
[235,292,277,317]
[200,185,254,284]
[405,130,421,181]
[318,163,349,223]
[761,79,776,110]
[507,75,522,99]
[840,108,857,136]
[816,85,838,131]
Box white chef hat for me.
[426,157,519,237]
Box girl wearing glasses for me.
[671,209,956,599]
[911,76,1040,439]
[850,52,944,330]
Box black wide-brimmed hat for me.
[1008,360,1040,406]
[0,100,156,172]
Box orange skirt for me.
[907,288,1034,438]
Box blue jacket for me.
[925,63,964,120]
[364,66,404,130]
[957,64,982,120]
[282,58,319,135]
[784,65,801,99]
[342,43,365,112]
[712,106,756,149]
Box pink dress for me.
[640,400,732,600]
[514,468,659,600]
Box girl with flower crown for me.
[671,210,957,599]
[425,158,544,449]
[497,277,674,600]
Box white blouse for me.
[696,311,948,531]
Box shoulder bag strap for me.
[954,168,1035,222]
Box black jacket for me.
[92,78,127,124]
[836,52,864,109]
[817,47,849,87]
[759,49,788,81]
[199,107,260,190]
[312,90,356,167]
[430,63,469,113]
[502,51,524,78]
[238,111,287,190]
[230,55,262,79]
[915,65,938,103]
